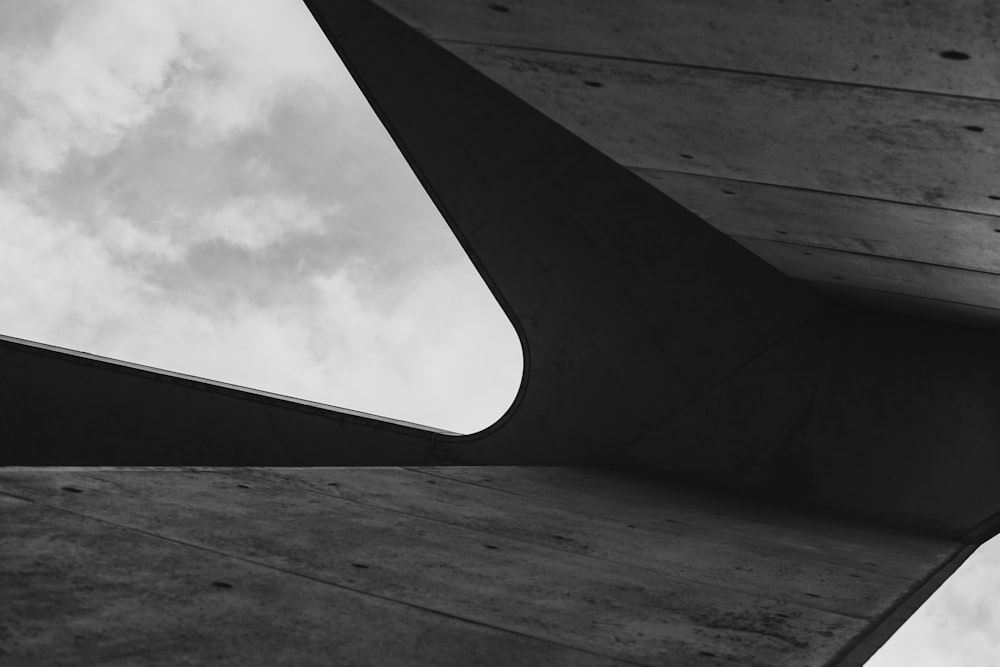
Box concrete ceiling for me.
[374,0,1000,328]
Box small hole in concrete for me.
[803,251,813,256]
[211,581,233,589]
[583,80,603,88]
[775,230,787,235]
[426,480,437,484]
[626,524,637,528]
[699,652,716,658]
[994,229,1000,233]
[989,195,1000,201]
[327,482,340,486]
[552,535,569,541]
[61,486,83,493]
[679,154,694,159]
[721,190,736,195]
[940,50,970,60]
[488,3,510,12]
[484,544,499,550]
[351,563,370,569]
[966,125,985,132]
[805,592,822,598]
[833,276,846,281]
[236,484,250,489]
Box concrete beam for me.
[0,466,967,666]
[4,2,1000,662]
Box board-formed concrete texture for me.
[4,1,1000,664]
[0,467,972,666]
[372,0,1000,326]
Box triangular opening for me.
[0,0,522,434]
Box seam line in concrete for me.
[438,38,1000,105]
[401,468,928,584]
[809,281,1000,317]
[632,166,1000,221]
[732,235,1000,280]
[228,468,873,618]
[0,485,650,667]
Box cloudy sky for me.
[867,542,1000,666]
[0,0,522,434]
[0,0,997,663]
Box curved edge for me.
[300,0,531,442]
[1,0,530,450]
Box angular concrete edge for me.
[3,0,820,471]
[5,1,1000,662]
[0,467,968,666]
[305,0,819,463]
[832,543,978,666]
[0,334,444,466]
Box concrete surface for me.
[375,0,1000,326]
[7,0,998,539]
[376,0,1000,98]
[0,467,966,666]
[6,2,1000,664]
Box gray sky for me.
[0,0,522,434]
[0,0,995,663]
[867,543,1000,665]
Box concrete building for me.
[4,1,999,664]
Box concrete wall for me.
[4,0,1000,540]
[4,0,818,472]
[6,1,1000,662]
[615,307,1000,540]
[0,466,972,667]
[376,0,1000,328]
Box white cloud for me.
[1,0,182,171]
[0,192,156,333]
[0,186,519,433]
[0,0,522,438]
[166,0,351,139]
[194,194,335,251]
[0,0,350,173]
[97,214,184,261]
[867,538,1000,666]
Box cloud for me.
[1,0,181,172]
[0,0,348,173]
[165,0,351,139]
[0,0,522,433]
[0,186,519,432]
[0,193,155,334]
[196,194,334,251]
[866,538,1000,666]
